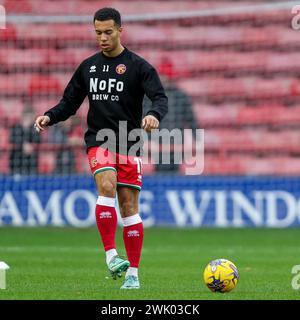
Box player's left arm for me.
[141,63,168,132]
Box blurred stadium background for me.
[2,0,300,301]
[1,0,300,228]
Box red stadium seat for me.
[14,24,95,43]
[4,0,32,13]
[38,152,56,174]
[125,25,299,51]
[45,49,76,68]
[0,127,9,149]
[141,163,155,175]
[0,24,17,41]
[0,74,31,96]
[137,50,300,76]
[31,99,59,115]
[201,154,300,175]
[3,47,295,78]
[177,77,294,100]
[45,48,96,69]
[0,48,98,71]
[28,75,62,96]
[196,104,300,127]
[45,48,96,68]
[74,150,90,174]
[0,49,48,70]
[6,24,296,53]
[0,99,24,124]
[5,0,234,15]
[205,129,300,153]
[236,105,300,126]
[0,152,9,174]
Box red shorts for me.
[87,146,142,191]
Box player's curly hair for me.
[93,7,122,27]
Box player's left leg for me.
[117,187,143,289]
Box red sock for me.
[95,196,117,251]
[123,215,144,268]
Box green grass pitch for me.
[0,227,300,300]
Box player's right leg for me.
[88,146,129,280]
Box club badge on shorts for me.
[90,157,98,168]
[116,64,126,75]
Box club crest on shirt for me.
[116,64,126,75]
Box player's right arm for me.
[34,63,87,132]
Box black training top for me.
[44,47,168,153]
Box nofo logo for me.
[0,5,5,29]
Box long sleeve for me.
[141,62,168,122]
[44,63,87,125]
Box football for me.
[203,259,239,293]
